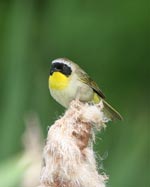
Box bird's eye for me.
[63,64,68,71]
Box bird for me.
[48,58,122,120]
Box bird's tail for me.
[102,100,122,121]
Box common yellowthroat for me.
[49,58,122,120]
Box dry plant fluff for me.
[39,100,110,187]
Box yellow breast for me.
[49,72,69,90]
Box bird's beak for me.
[50,67,61,75]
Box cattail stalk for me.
[39,100,109,187]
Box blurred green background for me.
[0,0,149,187]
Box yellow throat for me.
[49,72,69,90]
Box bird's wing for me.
[77,69,122,120]
[78,70,105,99]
